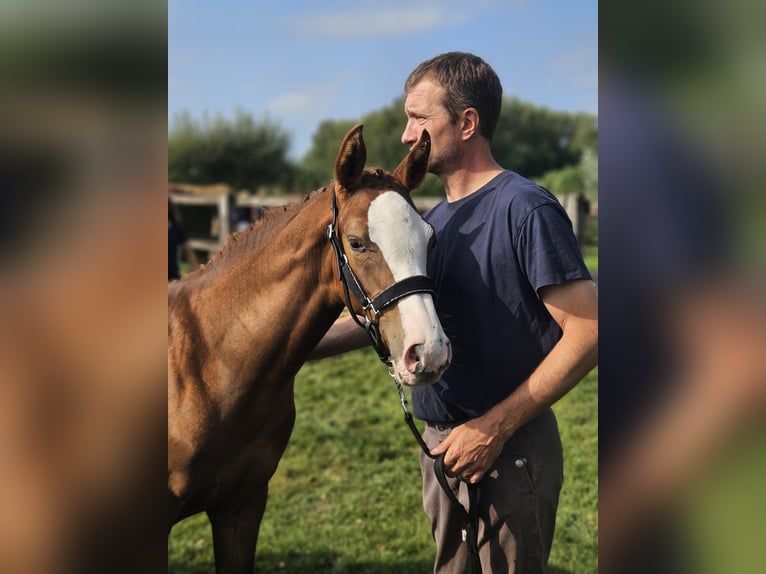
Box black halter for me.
[327,187,437,365]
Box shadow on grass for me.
[169,550,434,574]
[168,560,212,574]
[170,553,576,574]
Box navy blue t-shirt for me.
[412,171,592,423]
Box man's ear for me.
[461,108,480,141]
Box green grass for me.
[582,245,598,277]
[168,351,598,573]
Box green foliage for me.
[537,163,585,197]
[168,109,295,192]
[493,99,598,179]
[167,96,597,200]
[296,96,598,196]
[168,350,598,573]
[536,146,598,204]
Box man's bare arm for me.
[307,315,370,360]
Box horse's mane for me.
[181,185,331,281]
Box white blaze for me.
[367,192,442,357]
[368,192,432,280]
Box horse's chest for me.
[171,394,296,512]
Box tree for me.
[536,163,584,197]
[492,98,597,179]
[168,109,294,192]
[298,97,597,197]
[536,146,598,201]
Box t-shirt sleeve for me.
[515,203,592,293]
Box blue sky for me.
[169,0,598,160]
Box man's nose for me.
[401,120,418,145]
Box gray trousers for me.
[419,408,563,573]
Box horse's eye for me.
[348,237,366,252]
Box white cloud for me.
[291,5,468,39]
[269,91,315,115]
[267,84,336,120]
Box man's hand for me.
[430,415,506,484]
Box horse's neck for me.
[181,193,342,402]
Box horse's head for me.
[330,124,451,386]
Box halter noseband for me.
[327,187,437,365]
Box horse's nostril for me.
[405,343,425,373]
[404,341,451,375]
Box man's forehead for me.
[405,79,444,110]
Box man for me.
[313,52,598,573]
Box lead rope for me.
[392,377,482,574]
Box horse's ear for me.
[334,124,367,193]
[393,129,431,191]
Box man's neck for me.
[442,156,504,203]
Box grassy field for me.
[582,245,598,277]
[168,349,598,573]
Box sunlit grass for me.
[168,347,598,573]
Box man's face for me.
[402,79,462,177]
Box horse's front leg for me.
[208,484,269,574]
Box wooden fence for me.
[169,183,593,263]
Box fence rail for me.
[170,183,593,263]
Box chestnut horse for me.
[168,125,451,573]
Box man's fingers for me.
[429,435,452,457]
[445,454,469,477]
[466,471,485,484]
